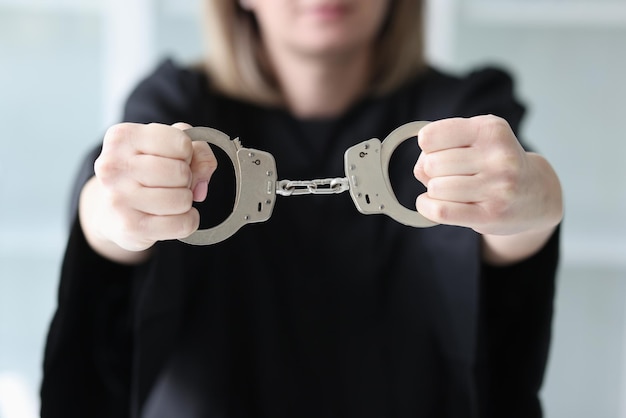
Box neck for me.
[268,48,372,119]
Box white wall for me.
[445,1,626,416]
[0,2,203,416]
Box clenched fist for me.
[80,122,217,263]
[413,115,562,264]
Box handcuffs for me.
[180,121,437,245]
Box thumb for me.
[172,123,218,202]
[190,140,217,202]
[413,152,430,187]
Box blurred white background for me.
[0,0,625,417]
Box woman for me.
[41,1,563,417]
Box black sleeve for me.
[41,219,136,418]
[419,66,526,140]
[476,227,560,418]
[122,58,207,125]
[453,67,560,417]
[41,59,201,418]
[455,66,526,139]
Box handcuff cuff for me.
[180,121,437,245]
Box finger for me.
[172,122,193,130]
[124,187,194,216]
[190,141,218,202]
[127,123,195,162]
[137,210,201,243]
[413,153,430,186]
[426,176,487,203]
[192,181,209,203]
[415,193,486,229]
[418,118,477,153]
[418,147,481,178]
[130,154,192,188]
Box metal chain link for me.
[276,178,350,196]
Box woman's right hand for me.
[79,122,217,264]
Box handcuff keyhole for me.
[258,202,262,212]
[365,194,371,204]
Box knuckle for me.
[93,155,106,176]
[499,173,519,198]
[494,182,518,211]
[413,163,424,181]
[480,173,519,222]
[417,122,436,150]
[484,194,513,222]
[426,178,439,197]
[475,114,511,142]
[431,203,450,223]
[487,135,523,175]
[179,190,195,212]
[417,136,427,151]
[417,130,431,151]
[484,203,508,225]
[107,191,130,213]
[494,155,523,190]
[480,114,507,129]
[498,148,521,168]
[172,121,193,130]
[174,130,194,157]
[414,156,429,184]
[176,160,193,184]
[104,123,133,148]
[94,156,119,182]
[422,157,435,177]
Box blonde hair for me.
[202,0,425,106]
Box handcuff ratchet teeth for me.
[179,121,437,246]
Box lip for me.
[307,3,350,21]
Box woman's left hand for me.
[413,115,563,239]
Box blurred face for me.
[245,0,391,59]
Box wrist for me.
[526,152,564,231]
[481,152,562,266]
